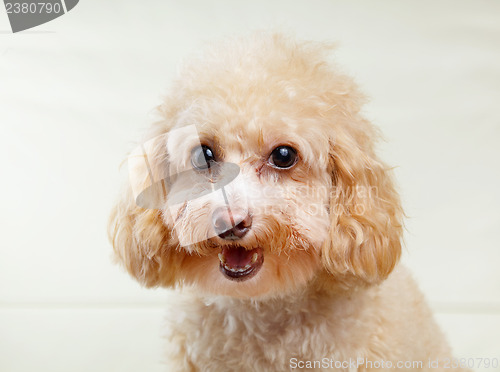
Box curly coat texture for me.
[109,33,466,371]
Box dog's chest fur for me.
[163,267,452,371]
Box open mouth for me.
[218,246,264,281]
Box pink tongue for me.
[222,246,255,268]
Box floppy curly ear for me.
[108,134,182,288]
[321,121,404,285]
[109,188,182,287]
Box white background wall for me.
[1,1,499,371]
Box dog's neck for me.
[199,271,368,323]
[170,270,378,363]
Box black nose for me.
[212,207,252,240]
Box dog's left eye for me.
[268,146,298,169]
[191,145,216,170]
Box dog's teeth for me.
[251,253,258,264]
[222,263,251,273]
[218,253,225,263]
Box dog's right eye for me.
[191,145,216,170]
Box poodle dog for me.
[109,33,466,371]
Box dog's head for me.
[109,34,403,298]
